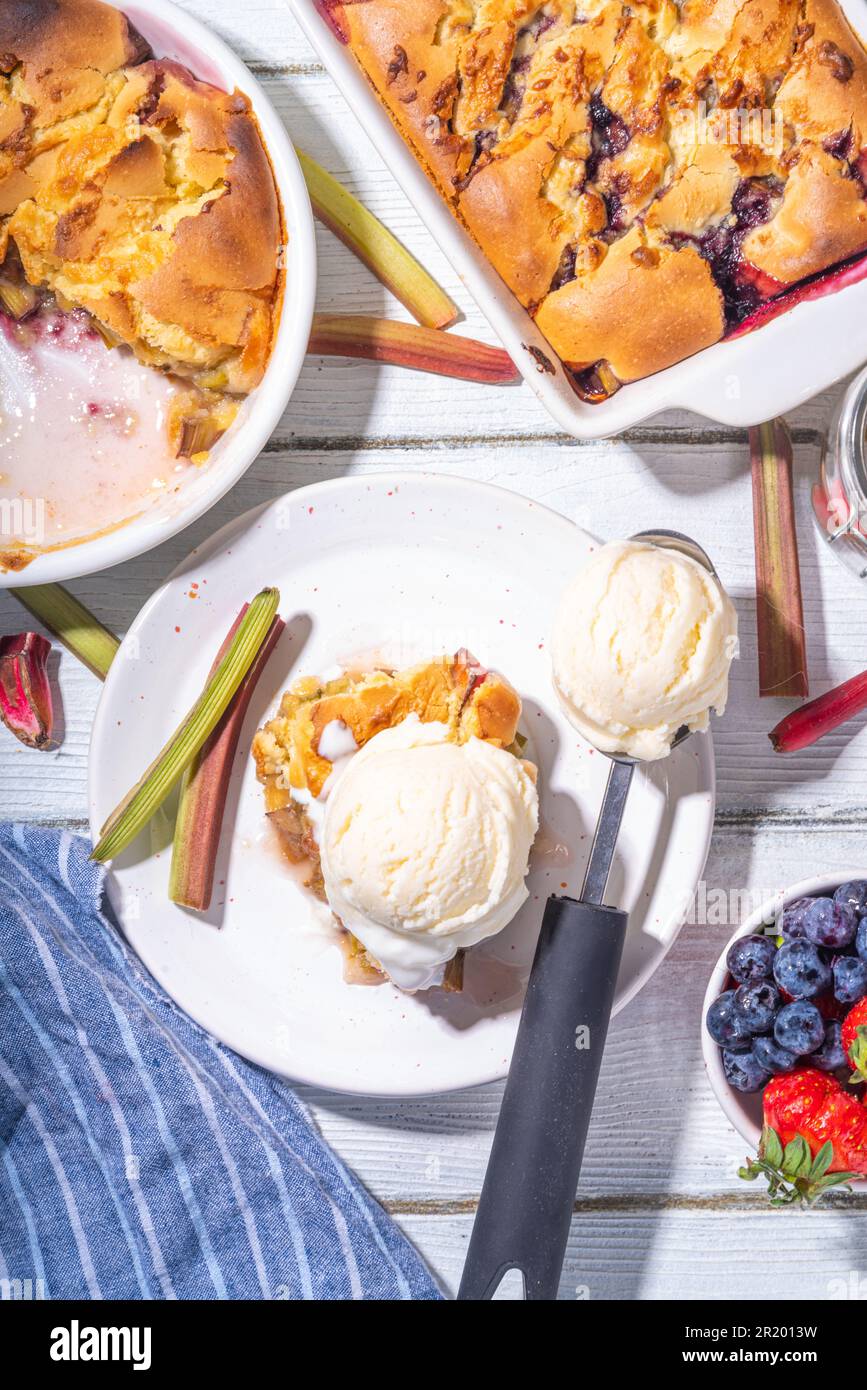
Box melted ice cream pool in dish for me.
[0,306,201,551]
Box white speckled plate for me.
[89,473,714,1096]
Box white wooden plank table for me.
[3,0,867,1300]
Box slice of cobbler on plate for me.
[252,651,539,992]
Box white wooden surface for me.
[3,0,867,1300]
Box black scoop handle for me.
[457,894,628,1301]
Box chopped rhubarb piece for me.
[769,670,867,753]
[443,950,465,993]
[12,583,119,679]
[176,415,224,460]
[170,608,285,911]
[750,419,809,699]
[308,315,518,384]
[0,632,53,748]
[0,275,38,320]
[736,261,784,301]
[299,152,457,330]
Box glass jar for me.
[814,366,867,580]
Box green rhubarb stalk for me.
[11,584,119,680]
[169,608,285,911]
[91,587,280,863]
[299,151,459,330]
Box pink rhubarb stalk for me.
[169,608,285,911]
[0,632,53,748]
[750,418,809,699]
[308,314,518,384]
[770,670,867,753]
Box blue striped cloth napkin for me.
[0,823,442,1300]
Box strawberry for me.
[739,1069,867,1204]
[841,997,867,1083]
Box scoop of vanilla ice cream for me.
[320,716,539,991]
[551,539,737,762]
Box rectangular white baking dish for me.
[291,0,867,439]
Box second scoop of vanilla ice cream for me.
[320,717,539,991]
[551,539,737,762]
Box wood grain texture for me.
[2,0,867,1301]
[399,1209,867,1300]
[1,437,864,818]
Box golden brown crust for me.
[338,0,867,387]
[0,1,281,394]
[252,650,525,800]
[536,226,725,378]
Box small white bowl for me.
[701,872,867,1152]
[1,0,316,588]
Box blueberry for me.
[834,880,867,917]
[802,896,858,949]
[723,1048,771,1093]
[777,897,813,940]
[706,990,753,1049]
[833,954,867,1004]
[753,1035,799,1075]
[733,980,780,1034]
[811,1020,848,1072]
[857,918,867,963]
[774,1000,826,1054]
[726,933,777,983]
[773,940,833,999]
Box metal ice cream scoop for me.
[458,531,720,1302]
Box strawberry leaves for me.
[738,1126,859,1206]
[847,1024,867,1086]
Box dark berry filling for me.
[523,10,557,43]
[823,127,854,161]
[672,177,784,326]
[568,362,618,403]
[500,54,531,122]
[585,94,631,182]
[453,128,499,191]
[549,243,577,292]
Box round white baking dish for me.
[0,0,316,588]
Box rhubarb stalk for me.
[308,314,518,384]
[749,419,809,698]
[169,607,285,910]
[0,633,53,748]
[769,670,867,753]
[299,152,458,330]
[12,584,119,680]
[91,587,280,863]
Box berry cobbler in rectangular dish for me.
[320,0,867,399]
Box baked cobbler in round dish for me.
[0,0,314,579]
